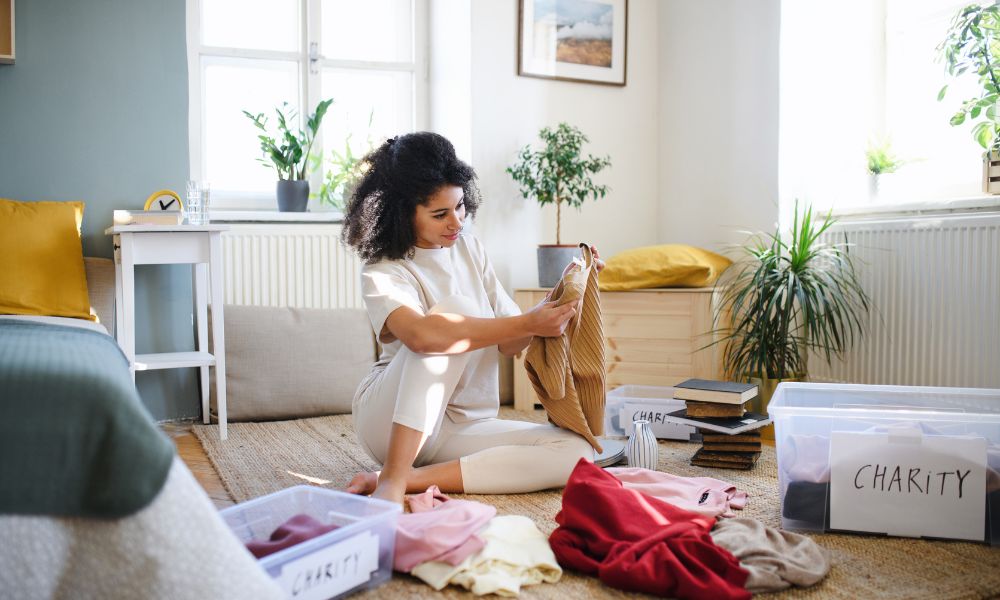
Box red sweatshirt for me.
[549,459,750,600]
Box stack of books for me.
[668,379,768,470]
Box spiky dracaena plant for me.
[712,202,872,381]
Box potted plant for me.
[938,3,1000,194]
[865,137,907,198]
[310,131,373,211]
[243,98,333,212]
[710,202,872,437]
[506,122,611,287]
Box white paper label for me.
[829,431,986,541]
[275,530,380,600]
[621,402,696,440]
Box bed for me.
[0,257,282,600]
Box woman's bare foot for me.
[345,471,378,495]
[371,480,407,506]
[370,469,408,506]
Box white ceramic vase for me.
[625,419,658,470]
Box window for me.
[186,0,427,209]
[779,0,989,217]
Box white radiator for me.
[221,224,364,309]
[809,212,1000,388]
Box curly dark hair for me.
[341,132,481,263]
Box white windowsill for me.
[209,209,343,223]
[831,195,1000,221]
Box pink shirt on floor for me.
[394,486,496,573]
[606,467,748,518]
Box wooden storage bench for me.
[512,288,724,411]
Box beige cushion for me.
[84,257,115,330]
[213,305,376,421]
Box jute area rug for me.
[194,409,1000,599]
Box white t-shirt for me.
[359,233,522,422]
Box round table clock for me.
[143,189,183,212]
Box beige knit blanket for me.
[524,243,606,452]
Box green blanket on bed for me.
[0,319,175,518]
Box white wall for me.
[430,0,781,286]
[463,0,662,290]
[657,0,780,251]
[429,0,473,161]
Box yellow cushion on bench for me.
[599,244,732,291]
[0,198,94,320]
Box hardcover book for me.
[700,431,762,444]
[672,379,759,404]
[700,442,762,452]
[685,400,746,418]
[690,447,761,470]
[113,210,182,226]
[662,409,771,435]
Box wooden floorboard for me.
[162,422,234,510]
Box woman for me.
[341,132,597,505]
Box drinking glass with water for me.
[185,181,211,225]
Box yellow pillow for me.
[0,198,94,320]
[598,244,733,291]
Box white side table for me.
[105,224,230,440]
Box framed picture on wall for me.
[517,0,628,86]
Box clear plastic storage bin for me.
[220,485,401,599]
[770,382,1000,545]
[605,385,698,441]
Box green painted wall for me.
[0,0,201,420]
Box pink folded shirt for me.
[606,467,748,518]
[394,485,496,573]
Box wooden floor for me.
[162,422,234,509]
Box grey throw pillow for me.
[211,305,376,421]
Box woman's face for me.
[412,185,466,249]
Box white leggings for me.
[353,295,594,494]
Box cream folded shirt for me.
[411,515,562,596]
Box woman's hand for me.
[526,300,576,338]
[558,245,605,281]
[591,245,606,272]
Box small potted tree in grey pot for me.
[243,98,333,211]
[507,122,611,287]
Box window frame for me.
[779,0,1000,224]
[185,0,428,210]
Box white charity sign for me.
[829,430,986,541]
[621,402,696,440]
[275,530,380,600]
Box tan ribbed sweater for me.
[524,244,606,452]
